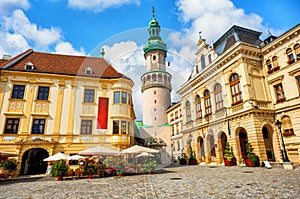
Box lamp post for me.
[275,120,290,162]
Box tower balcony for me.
[141,71,172,92]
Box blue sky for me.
[0,0,299,119]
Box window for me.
[32,119,45,134]
[4,118,19,134]
[230,73,243,105]
[154,100,157,104]
[274,83,285,102]
[177,141,180,151]
[208,54,212,64]
[266,59,272,70]
[128,121,130,135]
[85,67,92,74]
[204,90,212,116]
[121,92,127,104]
[81,120,92,134]
[153,55,156,61]
[201,55,206,69]
[121,121,127,134]
[286,48,294,64]
[195,95,202,119]
[11,85,25,99]
[37,86,49,100]
[84,89,95,103]
[186,100,191,122]
[281,116,294,136]
[127,93,131,104]
[114,91,120,103]
[195,65,199,73]
[296,76,300,94]
[25,62,34,70]
[272,56,279,68]
[214,84,223,111]
[113,120,119,134]
[294,44,300,60]
[154,91,156,95]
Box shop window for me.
[204,89,212,116]
[274,83,285,102]
[281,116,294,136]
[230,73,243,105]
[214,83,223,111]
[84,89,94,103]
[11,85,25,99]
[4,118,19,134]
[32,119,45,134]
[80,120,92,134]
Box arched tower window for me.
[201,55,206,69]
[186,100,191,122]
[214,83,223,111]
[204,90,212,116]
[195,95,202,119]
[230,73,243,105]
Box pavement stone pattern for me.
[0,165,299,199]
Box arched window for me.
[272,56,279,68]
[186,100,191,122]
[266,59,272,70]
[286,48,295,64]
[294,44,300,60]
[230,73,243,105]
[152,74,157,81]
[214,83,223,111]
[274,83,285,102]
[201,55,206,69]
[204,90,212,116]
[195,95,202,119]
[281,116,294,136]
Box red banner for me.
[97,97,109,129]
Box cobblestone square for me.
[1,165,299,199]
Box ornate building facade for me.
[168,24,300,165]
[0,49,135,175]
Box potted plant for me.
[179,153,187,165]
[83,160,97,179]
[244,141,259,167]
[142,159,156,174]
[224,142,236,166]
[188,146,197,165]
[1,159,18,178]
[50,160,69,181]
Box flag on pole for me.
[227,120,231,136]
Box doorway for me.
[262,126,275,161]
[220,132,227,158]
[239,130,248,158]
[197,137,205,162]
[20,148,49,175]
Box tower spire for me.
[152,6,155,18]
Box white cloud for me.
[2,9,62,49]
[68,0,140,12]
[176,0,279,43]
[55,42,85,56]
[0,0,30,16]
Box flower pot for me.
[88,174,94,179]
[245,157,253,167]
[56,176,63,181]
[224,158,231,166]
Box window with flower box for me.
[272,56,280,71]
[204,90,212,116]
[286,48,295,64]
[281,116,294,136]
[230,73,243,105]
[195,95,202,119]
[186,100,191,123]
[214,83,223,111]
[266,59,273,73]
[4,118,20,134]
[274,83,285,103]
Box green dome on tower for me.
[143,7,167,55]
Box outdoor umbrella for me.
[120,145,159,154]
[136,152,155,158]
[43,152,69,161]
[78,146,119,156]
[67,154,85,160]
[0,151,17,159]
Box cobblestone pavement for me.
[1,165,299,199]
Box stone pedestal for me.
[283,162,294,170]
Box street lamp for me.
[275,120,290,162]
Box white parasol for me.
[121,145,159,154]
[78,146,119,156]
[67,154,85,160]
[43,152,69,161]
[136,152,155,158]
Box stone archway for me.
[197,136,205,162]
[206,134,216,163]
[20,148,49,175]
[218,132,227,163]
[262,125,275,161]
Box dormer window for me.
[85,67,92,74]
[25,62,34,70]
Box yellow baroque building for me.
[168,24,300,165]
[0,49,135,175]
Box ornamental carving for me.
[9,101,24,111]
[82,105,94,114]
[35,103,47,112]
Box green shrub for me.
[50,160,69,177]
